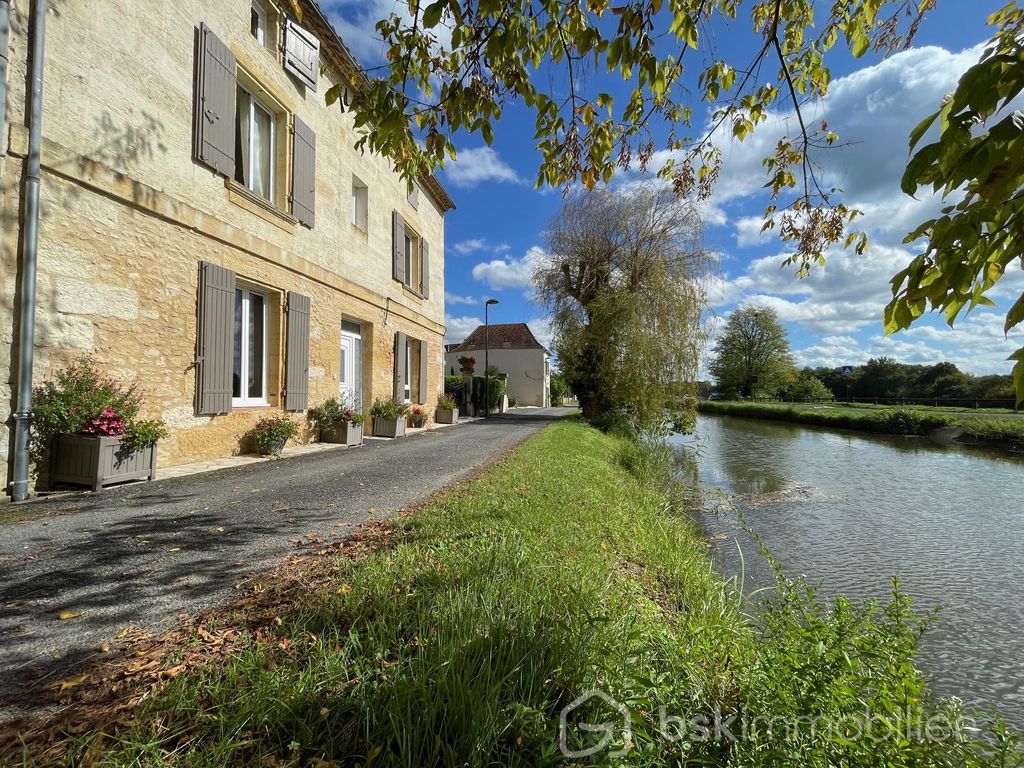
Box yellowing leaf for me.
[58,609,82,620]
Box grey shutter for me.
[392,211,406,284]
[196,261,235,415]
[291,117,316,228]
[283,19,319,91]
[393,331,407,401]
[421,239,430,298]
[418,339,429,404]
[284,292,311,411]
[193,24,236,177]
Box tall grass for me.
[13,419,1021,766]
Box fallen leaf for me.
[47,672,88,692]
[57,609,82,620]
[98,642,111,653]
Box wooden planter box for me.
[435,408,458,424]
[321,421,363,446]
[50,434,157,491]
[372,416,407,438]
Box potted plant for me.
[370,397,408,438]
[458,355,476,374]
[435,392,459,424]
[409,404,427,428]
[307,397,364,447]
[31,357,169,491]
[249,414,299,456]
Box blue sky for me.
[324,1,1024,376]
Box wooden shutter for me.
[418,339,429,404]
[393,331,407,401]
[193,24,236,177]
[195,261,235,415]
[392,211,406,284]
[283,19,319,90]
[284,292,311,411]
[420,239,430,299]
[291,117,316,228]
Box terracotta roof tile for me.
[451,323,546,352]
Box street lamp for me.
[484,299,499,417]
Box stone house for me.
[0,0,454,490]
[445,324,551,408]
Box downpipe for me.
[9,0,47,502]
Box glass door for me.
[340,321,362,411]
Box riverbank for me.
[698,399,1024,448]
[4,419,1019,765]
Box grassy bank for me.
[698,399,1024,445]
[4,419,1019,766]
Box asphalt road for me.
[0,408,573,716]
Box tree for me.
[785,369,834,402]
[709,307,794,399]
[341,0,1022,403]
[887,4,1024,405]
[534,186,710,425]
[337,1,934,269]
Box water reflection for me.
[674,414,1024,726]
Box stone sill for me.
[225,179,297,232]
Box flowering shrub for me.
[409,404,427,427]
[31,357,168,462]
[82,407,126,437]
[249,415,299,456]
[436,392,457,411]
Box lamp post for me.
[484,298,499,417]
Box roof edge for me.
[300,0,455,214]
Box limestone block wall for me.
[0,0,450,484]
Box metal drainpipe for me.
[10,0,47,502]
[0,0,10,141]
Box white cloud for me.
[445,292,478,305]
[444,314,482,344]
[323,0,454,68]
[452,238,512,256]
[472,245,547,291]
[444,147,523,189]
[527,317,555,351]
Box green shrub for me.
[369,397,409,420]
[444,375,465,402]
[306,397,363,432]
[436,392,457,411]
[31,357,169,461]
[549,374,569,406]
[248,414,299,456]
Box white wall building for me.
[445,324,550,407]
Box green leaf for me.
[1005,291,1024,333]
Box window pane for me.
[234,88,250,187]
[250,7,263,43]
[248,293,265,399]
[251,103,273,201]
[233,290,243,398]
[340,348,347,385]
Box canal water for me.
[672,414,1024,725]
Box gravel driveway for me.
[0,408,572,716]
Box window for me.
[250,0,276,49]
[250,1,267,45]
[233,287,268,405]
[352,176,368,231]
[234,85,276,202]
[405,228,422,293]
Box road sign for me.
[842,365,854,376]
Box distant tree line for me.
[707,307,1017,404]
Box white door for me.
[340,321,362,411]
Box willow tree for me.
[534,187,709,426]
